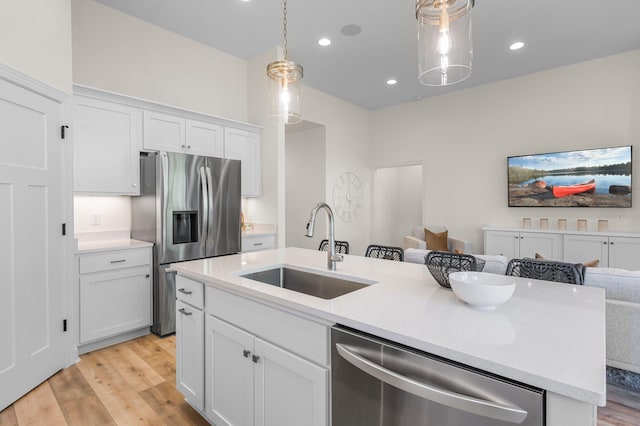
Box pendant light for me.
[267,0,303,124]
[416,0,474,86]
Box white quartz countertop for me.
[76,238,153,253]
[171,247,606,406]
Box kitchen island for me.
[171,247,606,426]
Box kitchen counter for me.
[170,247,606,406]
[76,238,153,253]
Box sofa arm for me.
[403,236,426,250]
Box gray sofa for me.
[404,250,640,377]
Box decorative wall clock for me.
[332,171,363,223]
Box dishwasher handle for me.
[335,343,528,424]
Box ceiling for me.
[95,0,640,111]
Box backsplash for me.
[74,196,132,234]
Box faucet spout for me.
[305,202,343,270]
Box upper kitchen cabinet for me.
[224,127,261,197]
[143,111,224,158]
[73,96,141,195]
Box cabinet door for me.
[224,127,261,197]
[242,234,276,253]
[254,338,328,426]
[176,300,204,412]
[205,315,254,426]
[608,236,640,270]
[520,232,561,260]
[563,234,609,266]
[186,119,224,157]
[484,231,520,258]
[73,97,141,195]
[79,266,151,343]
[143,110,185,152]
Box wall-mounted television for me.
[508,146,632,207]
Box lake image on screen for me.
[508,146,632,207]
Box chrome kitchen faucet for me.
[305,202,343,271]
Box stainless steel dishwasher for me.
[331,326,545,426]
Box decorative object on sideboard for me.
[577,219,587,231]
[266,0,303,124]
[415,0,474,87]
[539,218,549,229]
[557,218,567,230]
[522,217,531,229]
[598,219,609,232]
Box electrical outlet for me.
[91,213,101,225]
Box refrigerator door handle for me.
[205,166,215,247]
[199,166,209,245]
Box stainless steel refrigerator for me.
[131,151,241,336]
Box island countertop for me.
[170,247,606,406]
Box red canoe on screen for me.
[551,179,596,198]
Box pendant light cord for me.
[282,0,288,60]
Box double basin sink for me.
[239,266,375,299]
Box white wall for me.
[73,196,131,233]
[71,0,248,122]
[286,125,326,249]
[0,0,72,93]
[372,165,423,247]
[371,50,640,253]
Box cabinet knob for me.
[610,242,615,245]
[243,349,251,358]
[187,145,191,149]
[252,355,260,363]
[603,241,608,245]
[145,274,150,278]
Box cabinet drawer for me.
[206,286,329,366]
[79,247,151,274]
[176,275,204,309]
[242,234,276,252]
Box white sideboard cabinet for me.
[484,230,561,260]
[484,227,640,269]
[72,96,141,195]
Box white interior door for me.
[0,77,65,410]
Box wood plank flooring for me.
[0,333,639,425]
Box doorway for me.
[285,121,326,250]
[372,165,423,247]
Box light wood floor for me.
[1,334,639,425]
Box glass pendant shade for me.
[267,59,303,124]
[416,0,474,86]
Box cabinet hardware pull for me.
[110,259,126,264]
[603,241,607,245]
[181,144,186,148]
[610,242,615,245]
[243,349,251,358]
[178,288,193,295]
[145,274,150,278]
[252,355,260,363]
[187,145,191,149]
[253,242,263,246]
[178,308,192,316]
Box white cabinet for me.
[200,285,329,426]
[78,247,152,349]
[224,127,261,197]
[563,235,640,269]
[72,96,141,195]
[484,230,561,260]
[205,315,328,426]
[242,233,276,253]
[143,111,224,158]
[176,275,205,412]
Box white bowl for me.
[449,271,516,310]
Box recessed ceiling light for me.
[386,79,397,85]
[318,38,331,47]
[509,41,525,51]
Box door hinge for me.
[63,319,68,332]
[62,223,66,236]
[61,125,69,139]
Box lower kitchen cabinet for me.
[176,299,205,412]
[484,230,561,260]
[205,315,328,426]
[78,246,152,352]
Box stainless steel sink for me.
[240,267,373,299]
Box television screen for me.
[508,146,632,207]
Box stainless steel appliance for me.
[331,326,545,426]
[132,151,241,336]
